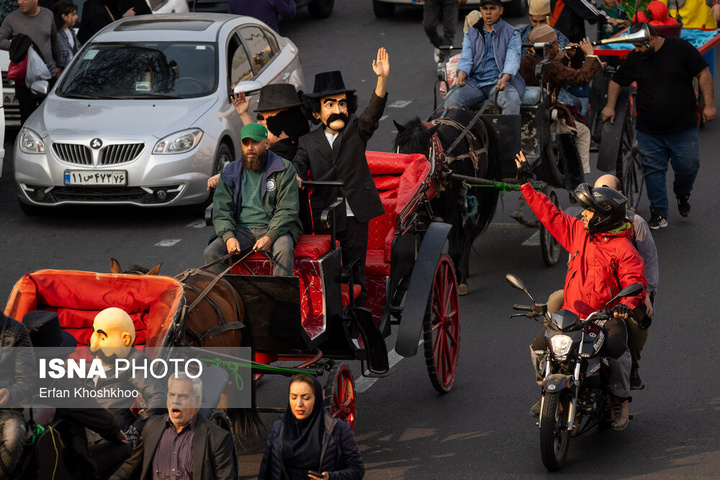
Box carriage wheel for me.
[323,363,356,431]
[540,189,561,267]
[208,408,239,462]
[617,95,644,211]
[423,254,460,393]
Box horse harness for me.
[174,252,248,346]
[427,116,489,176]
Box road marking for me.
[186,220,206,229]
[355,349,405,393]
[380,115,388,122]
[522,231,540,246]
[155,239,182,247]
[388,100,412,108]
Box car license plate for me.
[64,170,127,186]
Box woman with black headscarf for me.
[259,374,364,480]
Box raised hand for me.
[372,47,390,79]
[231,91,251,117]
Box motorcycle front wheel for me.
[540,391,571,471]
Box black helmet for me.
[573,183,627,233]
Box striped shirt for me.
[152,415,197,480]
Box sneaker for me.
[433,48,442,64]
[530,400,541,418]
[630,366,644,390]
[611,397,630,431]
[677,195,691,217]
[648,209,668,230]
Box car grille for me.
[52,143,145,166]
[47,186,181,203]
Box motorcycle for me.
[505,273,643,471]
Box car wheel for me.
[213,142,233,176]
[373,0,395,18]
[307,0,333,18]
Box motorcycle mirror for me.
[606,283,644,307]
[505,274,535,302]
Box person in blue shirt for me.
[228,0,295,33]
[446,0,524,114]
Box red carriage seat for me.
[366,152,431,274]
[4,270,184,350]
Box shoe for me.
[611,397,630,431]
[530,400,541,418]
[433,48,442,64]
[630,366,644,390]
[677,195,691,217]
[648,209,668,230]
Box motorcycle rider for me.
[515,151,646,431]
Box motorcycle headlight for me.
[153,129,203,154]
[550,335,573,358]
[19,128,45,154]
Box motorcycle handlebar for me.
[513,304,533,311]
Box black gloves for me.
[612,303,631,318]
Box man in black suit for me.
[109,373,237,480]
[293,47,390,306]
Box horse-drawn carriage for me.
[4,150,461,465]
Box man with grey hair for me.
[109,373,237,480]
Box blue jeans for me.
[636,128,700,217]
[446,79,521,114]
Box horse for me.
[393,108,503,294]
[109,258,262,445]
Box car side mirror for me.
[30,80,49,97]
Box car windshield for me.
[57,42,218,99]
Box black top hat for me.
[304,71,356,99]
[256,84,303,112]
[24,311,77,358]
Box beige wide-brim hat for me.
[529,0,551,16]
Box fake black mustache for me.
[326,113,349,125]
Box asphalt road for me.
[1,2,720,479]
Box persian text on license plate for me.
[64,170,127,186]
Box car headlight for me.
[19,128,45,154]
[153,129,203,154]
[550,335,573,358]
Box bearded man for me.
[204,122,303,275]
[292,47,390,307]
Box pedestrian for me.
[601,22,717,229]
[292,48,390,307]
[516,152,647,431]
[77,0,151,44]
[424,0,466,64]
[228,0,296,33]
[0,0,64,123]
[0,311,35,479]
[204,122,303,276]
[259,373,364,480]
[444,0,525,114]
[109,373,237,480]
[549,0,610,43]
[53,0,80,67]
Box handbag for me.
[7,54,28,85]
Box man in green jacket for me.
[204,123,302,275]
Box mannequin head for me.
[89,307,136,364]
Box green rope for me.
[466,181,544,196]
[198,357,319,391]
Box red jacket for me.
[521,184,646,318]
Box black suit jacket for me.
[293,92,387,230]
[108,414,237,480]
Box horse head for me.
[110,258,163,276]
[393,117,439,158]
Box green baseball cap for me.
[240,123,268,142]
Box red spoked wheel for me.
[323,363,356,431]
[423,254,460,393]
